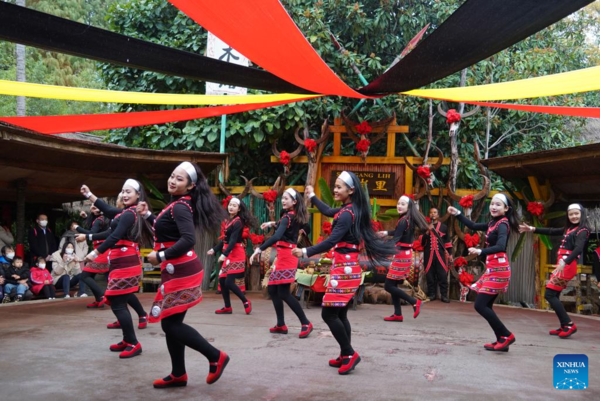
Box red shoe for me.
[549,327,563,336]
[558,324,577,339]
[109,341,128,352]
[206,351,230,384]
[384,314,404,322]
[215,307,232,315]
[107,321,121,329]
[269,325,288,334]
[329,356,342,368]
[103,296,111,307]
[493,333,515,351]
[413,300,422,319]
[119,342,142,359]
[299,322,313,338]
[338,352,361,375]
[244,300,252,315]
[484,342,498,351]
[86,299,105,308]
[138,315,148,329]
[153,373,188,389]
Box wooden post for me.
[15,179,26,258]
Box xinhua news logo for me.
[553,354,588,390]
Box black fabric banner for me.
[359,0,595,95]
[0,2,313,95]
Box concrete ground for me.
[0,293,598,401]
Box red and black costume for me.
[146,195,223,384]
[457,213,515,350]
[212,216,250,313]
[259,210,311,335]
[421,221,452,300]
[534,223,589,336]
[77,216,110,304]
[383,215,420,320]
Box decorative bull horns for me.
[294,120,331,147]
[446,175,490,202]
[272,138,304,160]
[437,102,481,119]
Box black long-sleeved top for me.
[91,200,138,255]
[5,265,30,285]
[534,225,590,264]
[306,197,357,257]
[421,221,451,261]
[27,226,58,263]
[147,196,196,262]
[92,198,123,219]
[260,211,299,251]
[212,217,243,257]
[385,215,413,248]
[76,216,109,236]
[457,214,509,257]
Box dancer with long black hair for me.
[250,188,313,338]
[136,162,230,388]
[81,180,153,358]
[209,197,256,315]
[293,171,397,375]
[377,195,429,321]
[448,193,520,352]
[519,203,590,338]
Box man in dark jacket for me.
[421,208,452,303]
[27,213,58,271]
[3,256,30,302]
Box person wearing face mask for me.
[519,203,590,339]
[0,246,16,302]
[0,218,14,250]
[448,193,520,352]
[50,241,86,298]
[27,213,58,271]
[60,220,89,267]
[3,256,29,302]
[30,257,56,299]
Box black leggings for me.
[322,305,354,356]
[268,283,310,326]
[127,293,146,318]
[161,311,221,377]
[474,293,511,340]
[545,288,572,326]
[41,285,56,299]
[80,271,105,302]
[384,278,416,316]
[219,273,247,308]
[109,293,141,345]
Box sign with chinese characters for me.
[206,33,249,95]
[331,171,396,196]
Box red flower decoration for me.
[356,139,371,153]
[446,109,461,124]
[371,220,383,232]
[412,239,424,252]
[250,233,264,245]
[279,150,291,166]
[527,201,544,217]
[403,193,415,200]
[304,139,317,153]
[263,190,278,203]
[459,271,474,286]
[242,227,250,240]
[322,221,332,235]
[222,195,233,208]
[355,121,372,135]
[425,217,431,223]
[459,195,474,208]
[464,233,480,248]
[416,166,431,180]
[454,257,467,268]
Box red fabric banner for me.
[0,98,311,134]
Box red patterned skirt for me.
[322,251,361,308]
[219,242,246,278]
[83,241,109,273]
[105,240,142,296]
[150,242,203,323]
[387,248,413,280]
[268,244,298,286]
[547,249,578,292]
[471,253,511,295]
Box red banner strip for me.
[463,101,600,118]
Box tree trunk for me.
[16,0,26,116]
[448,69,468,191]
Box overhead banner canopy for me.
[462,102,600,118]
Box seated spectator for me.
[0,245,15,265]
[30,257,56,300]
[3,256,30,303]
[0,218,13,250]
[0,263,5,301]
[60,220,88,269]
[50,241,87,298]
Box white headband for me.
[178,161,198,182]
[568,204,581,211]
[338,171,355,188]
[229,197,241,205]
[400,195,411,203]
[492,193,508,206]
[285,188,297,199]
[123,179,140,192]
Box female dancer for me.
[448,193,519,352]
[377,195,429,322]
[138,162,230,388]
[208,197,256,315]
[292,171,396,375]
[249,188,313,338]
[520,203,589,338]
[82,180,153,358]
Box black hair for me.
[400,198,430,232]
[37,257,46,264]
[343,172,397,266]
[1,245,13,255]
[284,190,309,225]
[232,200,258,231]
[12,256,23,262]
[566,203,590,232]
[186,164,227,235]
[60,240,75,257]
[36,213,47,219]
[495,193,520,235]
[127,179,155,247]
[84,209,109,230]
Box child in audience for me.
[3,256,30,302]
[30,257,56,299]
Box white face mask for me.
[65,248,74,255]
[39,220,48,227]
[6,252,15,260]
[38,263,46,269]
